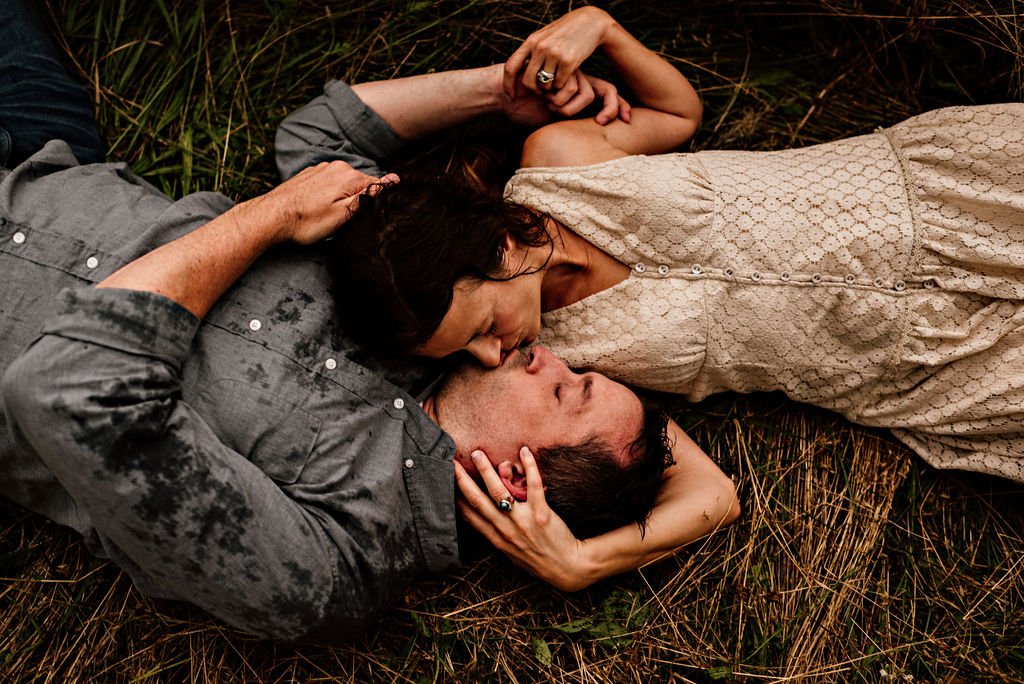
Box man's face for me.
[429,346,644,477]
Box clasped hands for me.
[500,6,630,127]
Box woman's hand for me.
[500,66,630,127]
[243,161,394,246]
[504,7,615,96]
[455,447,596,592]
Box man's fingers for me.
[503,48,530,98]
[552,76,594,117]
[586,76,621,125]
[618,97,632,123]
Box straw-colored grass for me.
[2,0,1023,681]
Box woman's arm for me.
[514,7,703,167]
[456,419,739,591]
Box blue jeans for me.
[0,0,103,168]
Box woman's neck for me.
[536,219,630,312]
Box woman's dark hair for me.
[324,176,550,357]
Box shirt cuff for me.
[323,80,406,161]
[42,287,200,366]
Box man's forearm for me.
[98,161,376,319]
[97,200,274,318]
[351,64,504,140]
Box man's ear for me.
[497,461,528,501]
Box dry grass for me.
[2,0,1023,681]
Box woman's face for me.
[416,266,544,368]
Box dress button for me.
[924,279,936,289]
[873,277,885,287]
[844,274,856,284]
[811,273,822,284]
[634,263,646,274]
[248,319,262,332]
[894,280,907,291]
[86,256,99,269]
[324,358,337,370]
[393,397,405,410]
[751,271,762,281]
[691,264,703,275]
[403,458,414,469]
[780,272,791,281]
[724,267,734,278]
[657,265,669,276]
[12,231,26,244]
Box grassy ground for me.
[2,0,1023,681]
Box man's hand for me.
[99,159,390,318]
[244,161,389,246]
[501,67,630,128]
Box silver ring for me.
[497,498,514,513]
[536,69,554,85]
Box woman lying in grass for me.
[277,7,1024,590]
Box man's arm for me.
[98,161,378,315]
[1,163,389,640]
[275,63,626,180]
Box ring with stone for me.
[497,497,514,513]
[536,69,555,85]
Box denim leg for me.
[0,0,103,168]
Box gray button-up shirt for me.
[0,82,459,642]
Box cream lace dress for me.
[505,104,1024,482]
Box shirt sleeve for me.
[275,80,406,179]
[0,286,390,641]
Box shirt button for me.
[393,397,405,410]
[844,274,856,284]
[894,280,907,291]
[248,319,262,332]
[873,277,885,287]
[751,271,762,282]
[403,458,414,469]
[924,279,936,289]
[86,256,99,269]
[633,262,646,274]
[324,358,337,370]
[780,272,791,281]
[811,273,822,284]
[657,265,669,276]
[724,267,734,277]
[12,231,26,245]
[691,264,703,275]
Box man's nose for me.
[466,337,502,368]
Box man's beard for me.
[431,348,529,446]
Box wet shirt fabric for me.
[507,104,1024,483]
[0,82,460,642]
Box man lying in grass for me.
[0,0,738,642]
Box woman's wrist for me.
[566,538,604,590]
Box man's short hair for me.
[536,404,674,539]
